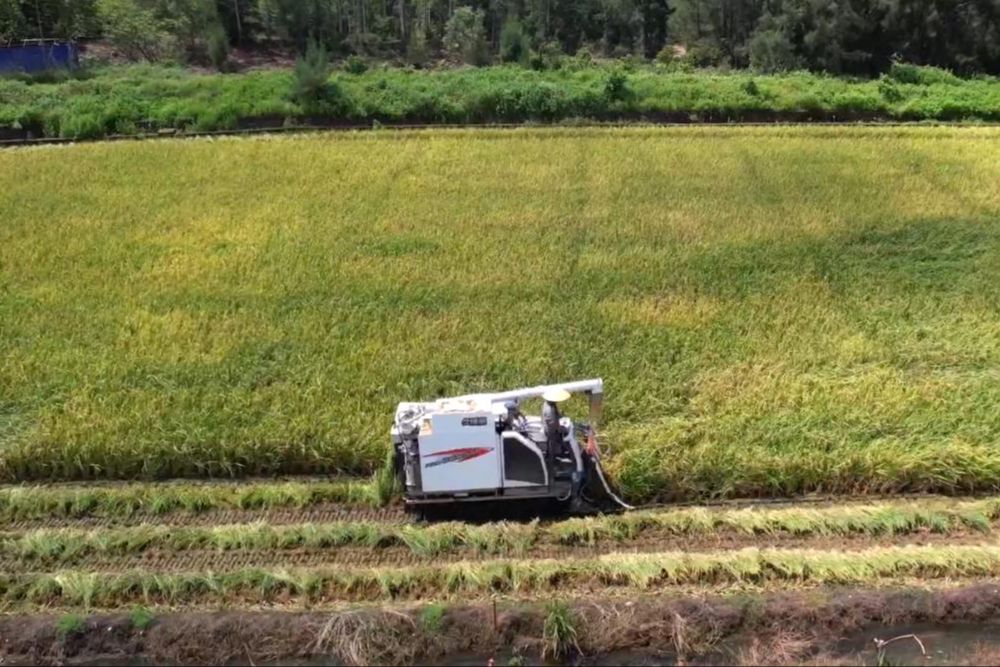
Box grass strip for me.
[5,64,1000,141]
[0,480,380,521]
[6,543,1000,608]
[3,498,999,565]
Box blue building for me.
[0,40,79,73]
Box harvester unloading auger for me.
[391,379,633,516]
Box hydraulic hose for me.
[584,429,634,511]
[592,456,634,511]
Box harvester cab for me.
[391,379,631,516]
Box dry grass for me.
[3,127,1000,502]
[312,609,417,665]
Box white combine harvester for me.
[391,378,630,516]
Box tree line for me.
[1,0,999,76]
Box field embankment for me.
[3,63,1000,141]
[4,126,1000,501]
[8,586,1000,666]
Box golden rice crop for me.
[3,127,1000,500]
[4,496,996,565]
[7,542,1000,608]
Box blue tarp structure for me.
[0,41,78,73]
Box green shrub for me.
[656,45,675,65]
[878,76,904,103]
[56,613,86,639]
[344,55,368,75]
[59,112,106,139]
[129,605,155,631]
[500,18,528,65]
[532,42,564,70]
[419,603,446,633]
[685,38,726,68]
[888,62,961,86]
[292,40,342,112]
[207,23,230,71]
[604,68,631,102]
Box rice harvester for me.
[391,378,630,514]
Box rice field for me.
[4,125,1000,664]
[3,126,1000,501]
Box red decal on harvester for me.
[424,447,493,468]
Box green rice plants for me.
[464,520,537,555]
[374,567,418,599]
[54,572,100,609]
[25,575,61,604]
[375,446,401,507]
[599,552,673,588]
[542,600,580,661]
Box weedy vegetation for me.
[543,600,581,660]
[3,64,1000,139]
[418,602,446,633]
[55,612,86,638]
[129,605,155,631]
[3,127,1000,502]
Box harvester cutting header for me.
[391,378,630,515]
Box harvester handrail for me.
[452,378,603,403]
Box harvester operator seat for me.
[542,388,571,457]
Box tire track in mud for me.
[1,505,407,531]
[3,528,996,575]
